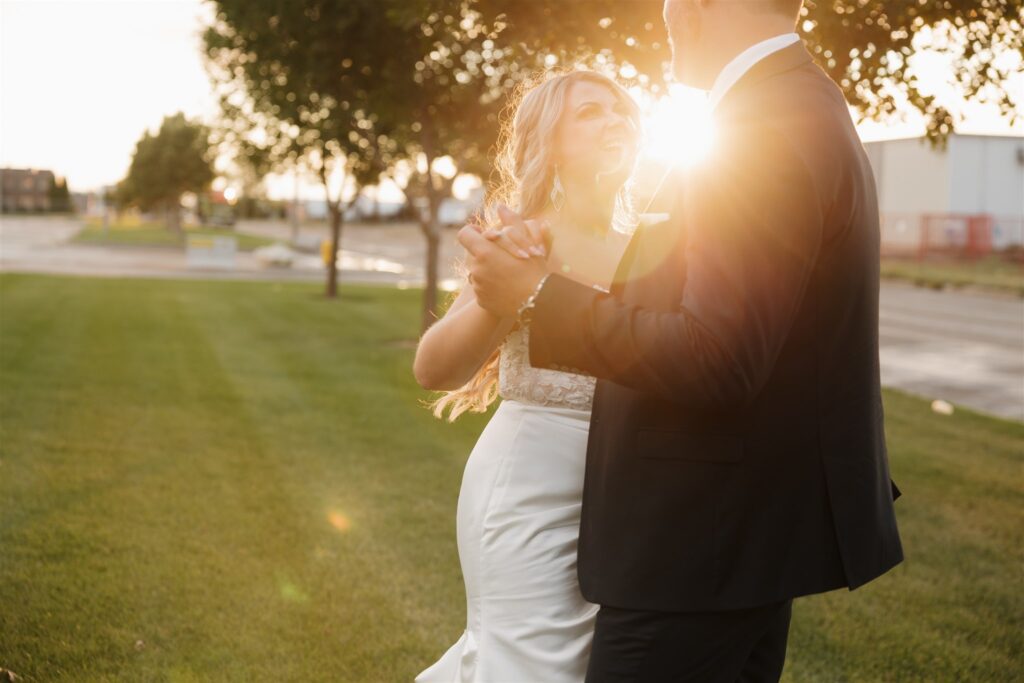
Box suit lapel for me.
[615,195,689,309]
[612,162,688,299]
[610,226,643,297]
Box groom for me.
[459,0,903,679]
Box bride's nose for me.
[605,110,635,137]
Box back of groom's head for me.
[663,0,803,88]
[665,1,803,23]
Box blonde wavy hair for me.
[430,69,641,421]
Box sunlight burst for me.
[639,85,716,168]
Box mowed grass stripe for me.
[1,273,1021,682]
[787,397,1022,682]
[176,281,480,677]
[0,276,480,681]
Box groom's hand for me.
[458,224,549,318]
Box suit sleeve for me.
[528,124,825,410]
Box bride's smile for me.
[555,80,640,186]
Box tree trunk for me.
[419,156,445,333]
[325,201,343,299]
[418,126,451,334]
[290,169,300,244]
[166,199,182,233]
[423,225,441,332]
[319,155,345,300]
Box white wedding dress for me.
[416,325,599,683]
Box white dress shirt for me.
[708,33,800,111]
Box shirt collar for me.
[708,33,800,111]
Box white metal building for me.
[864,134,1024,253]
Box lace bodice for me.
[498,325,595,411]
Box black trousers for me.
[585,599,793,683]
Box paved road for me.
[0,216,459,285]
[879,282,1023,421]
[235,218,464,285]
[2,216,1021,421]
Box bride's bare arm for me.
[413,285,516,391]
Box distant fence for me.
[880,213,1024,259]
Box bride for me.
[413,69,642,682]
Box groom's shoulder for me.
[713,73,862,197]
[726,67,856,156]
[736,65,847,130]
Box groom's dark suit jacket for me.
[528,43,903,612]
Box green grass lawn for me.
[1,274,1021,682]
[881,256,1024,297]
[72,221,278,252]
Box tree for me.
[204,0,398,299]
[120,113,215,232]
[471,0,1022,142]
[204,0,503,320]
[378,1,506,331]
[802,0,1022,141]
[48,176,71,213]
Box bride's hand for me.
[482,205,549,260]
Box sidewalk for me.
[0,216,453,286]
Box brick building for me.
[1,168,56,212]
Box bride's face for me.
[553,81,639,188]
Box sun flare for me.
[639,85,716,168]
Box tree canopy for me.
[120,112,215,231]
[204,0,402,296]
[202,0,1020,312]
[473,0,1022,140]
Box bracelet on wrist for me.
[516,274,550,326]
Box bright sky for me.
[1,0,1021,198]
[0,0,217,193]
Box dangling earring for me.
[549,167,566,213]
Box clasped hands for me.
[457,205,552,318]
